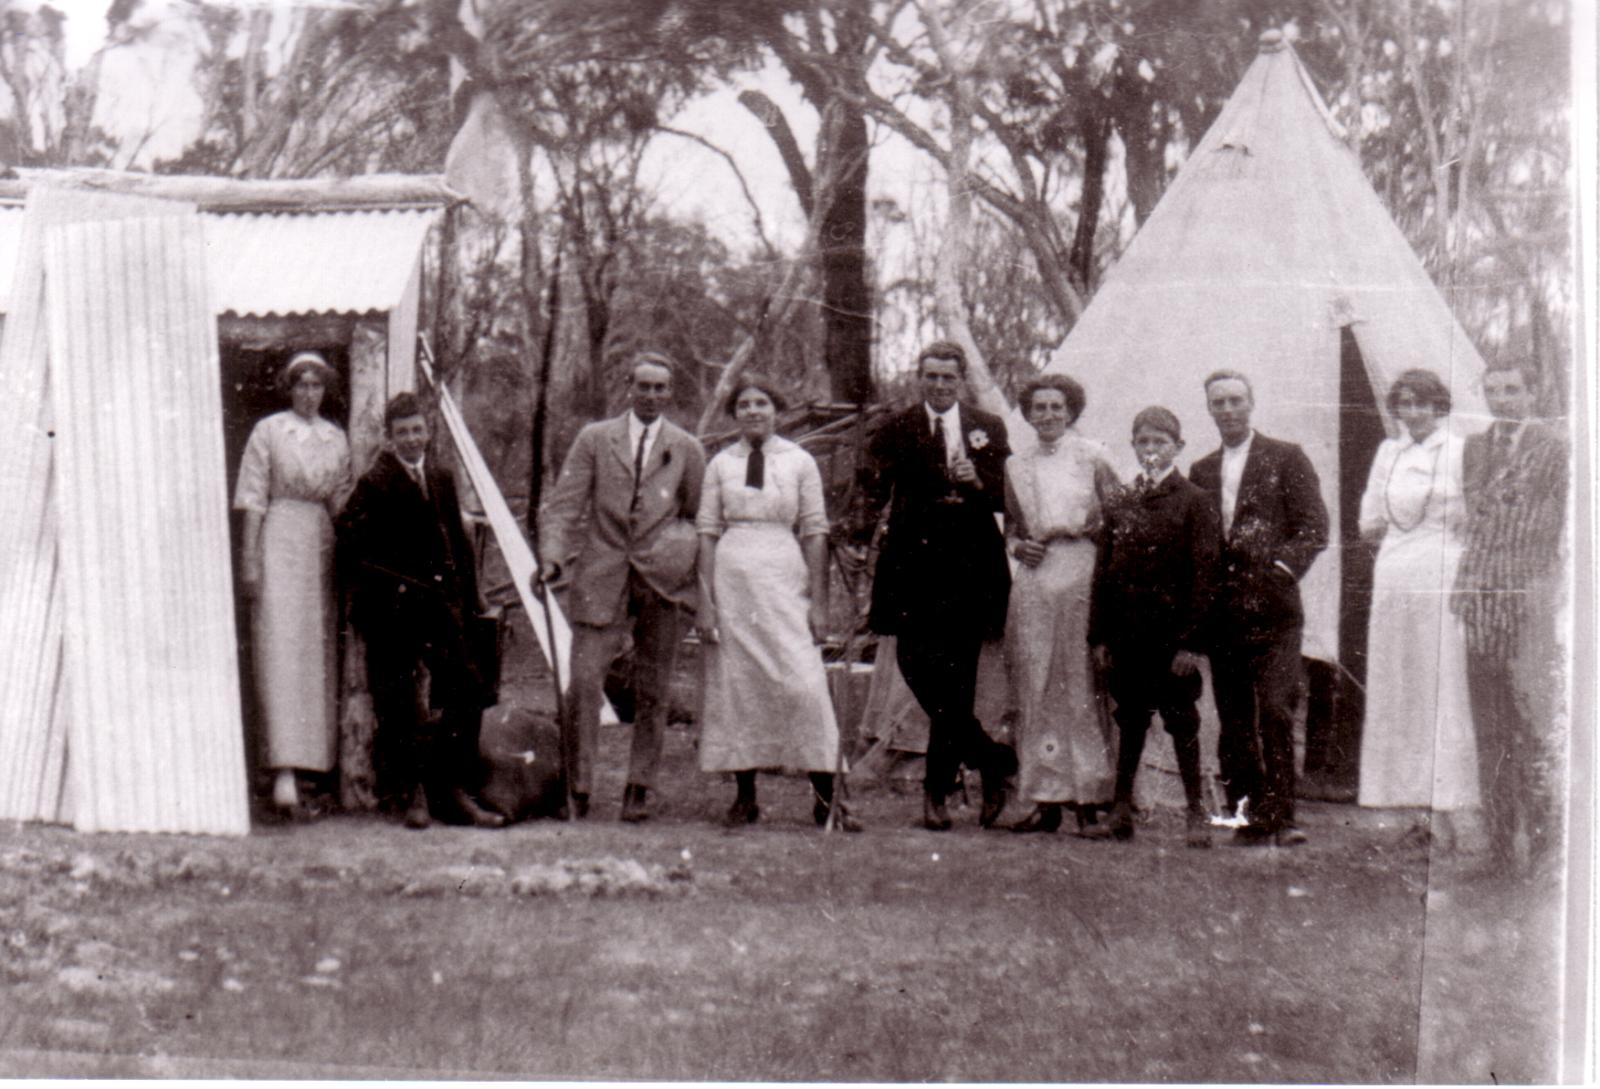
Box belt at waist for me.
[267,496,327,510]
[1034,529,1091,545]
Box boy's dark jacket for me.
[1089,470,1220,653]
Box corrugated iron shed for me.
[0,169,456,317]
[0,204,440,317]
[204,208,440,316]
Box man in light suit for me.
[850,340,1018,831]
[1453,360,1568,878]
[1189,370,1329,846]
[537,353,706,821]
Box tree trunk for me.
[816,102,875,404]
[1068,109,1111,292]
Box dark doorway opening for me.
[1303,326,1386,798]
[219,345,351,794]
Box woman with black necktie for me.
[694,375,860,831]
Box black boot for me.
[725,771,759,827]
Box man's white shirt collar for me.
[1141,463,1177,487]
[628,412,660,459]
[1221,429,1255,463]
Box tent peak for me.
[1259,29,1287,52]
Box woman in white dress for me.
[1003,375,1122,836]
[233,352,352,817]
[1357,369,1479,839]
[696,376,860,831]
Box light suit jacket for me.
[538,413,707,626]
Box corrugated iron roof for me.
[0,205,439,317]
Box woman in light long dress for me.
[696,375,859,831]
[1357,369,1479,840]
[233,352,352,817]
[1003,374,1122,836]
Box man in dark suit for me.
[1090,406,1220,847]
[851,340,1018,831]
[1453,361,1568,878]
[1189,371,1328,846]
[337,393,502,830]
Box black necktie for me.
[745,435,765,489]
[932,416,947,466]
[630,426,649,511]
[408,463,427,499]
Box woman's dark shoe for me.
[1009,804,1063,834]
[724,798,760,827]
[1185,809,1213,849]
[1073,806,1114,840]
[923,792,953,831]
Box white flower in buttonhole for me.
[680,848,692,863]
[968,429,989,451]
[930,853,940,862]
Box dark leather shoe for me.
[1274,827,1308,847]
[1230,824,1273,847]
[452,788,506,829]
[1107,800,1135,841]
[923,792,952,832]
[724,798,760,827]
[403,786,431,830]
[620,784,650,823]
[978,773,1009,829]
[1009,804,1062,834]
[1185,810,1213,849]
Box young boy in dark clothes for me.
[1089,406,1220,847]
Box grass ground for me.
[0,618,1572,1081]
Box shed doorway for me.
[220,344,351,794]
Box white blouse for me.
[696,435,828,539]
[1004,431,1119,541]
[1357,424,1465,542]
[233,410,353,516]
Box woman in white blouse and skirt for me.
[1003,374,1122,836]
[1357,369,1479,838]
[696,375,860,831]
[233,352,352,817]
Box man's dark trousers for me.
[1209,627,1302,832]
[896,628,1009,798]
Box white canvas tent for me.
[1036,29,1490,663]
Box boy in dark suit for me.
[337,393,502,830]
[849,341,1018,830]
[1090,407,1220,847]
